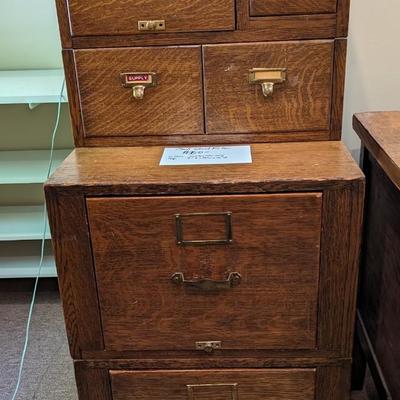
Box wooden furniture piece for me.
[55,0,351,147]
[352,112,400,400]
[48,1,364,399]
[46,143,364,399]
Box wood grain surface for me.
[71,15,338,49]
[354,111,400,190]
[110,369,316,400]
[358,152,400,399]
[249,0,337,17]
[204,40,334,135]
[46,142,363,193]
[74,46,204,138]
[330,39,347,140]
[87,194,322,351]
[44,191,104,357]
[67,0,235,36]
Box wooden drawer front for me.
[74,46,204,137]
[204,41,334,135]
[250,0,337,16]
[111,369,316,400]
[67,0,235,36]
[87,194,322,352]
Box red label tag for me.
[126,74,150,83]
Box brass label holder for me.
[249,68,287,98]
[175,212,233,246]
[187,383,238,400]
[195,341,222,353]
[138,20,166,31]
[120,72,157,100]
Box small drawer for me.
[86,193,322,352]
[67,0,235,36]
[111,369,316,400]
[250,0,337,17]
[203,40,334,135]
[74,46,204,138]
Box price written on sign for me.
[159,146,253,166]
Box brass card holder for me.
[187,383,239,400]
[175,212,233,246]
[249,68,287,98]
[120,72,157,100]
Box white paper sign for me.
[160,146,252,166]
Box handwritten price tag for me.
[159,146,252,166]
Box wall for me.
[1,0,400,156]
[343,0,400,159]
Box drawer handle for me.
[171,272,241,291]
[120,72,157,100]
[138,20,166,32]
[249,68,287,98]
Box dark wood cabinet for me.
[352,112,400,399]
[49,1,362,399]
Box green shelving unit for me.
[0,69,72,278]
[0,149,71,184]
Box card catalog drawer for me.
[67,0,235,36]
[203,40,334,136]
[74,46,204,138]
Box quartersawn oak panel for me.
[250,0,337,16]
[110,369,316,400]
[204,40,334,135]
[67,0,235,36]
[74,46,204,137]
[87,193,322,352]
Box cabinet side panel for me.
[45,188,104,357]
[318,181,365,355]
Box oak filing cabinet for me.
[47,1,365,399]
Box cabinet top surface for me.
[46,142,363,194]
[354,111,400,188]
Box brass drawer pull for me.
[249,68,287,98]
[171,272,241,291]
[120,72,157,100]
[138,20,166,32]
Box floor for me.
[0,279,378,400]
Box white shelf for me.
[0,149,72,184]
[0,205,51,241]
[0,69,67,108]
[0,241,56,278]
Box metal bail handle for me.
[249,68,287,98]
[171,272,242,291]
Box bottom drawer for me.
[110,369,316,400]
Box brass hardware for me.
[249,68,287,98]
[187,383,238,400]
[120,72,157,100]
[175,212,233,246]
[195,341,222,353]
[171,272,241,291]
[138,20,166,31]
